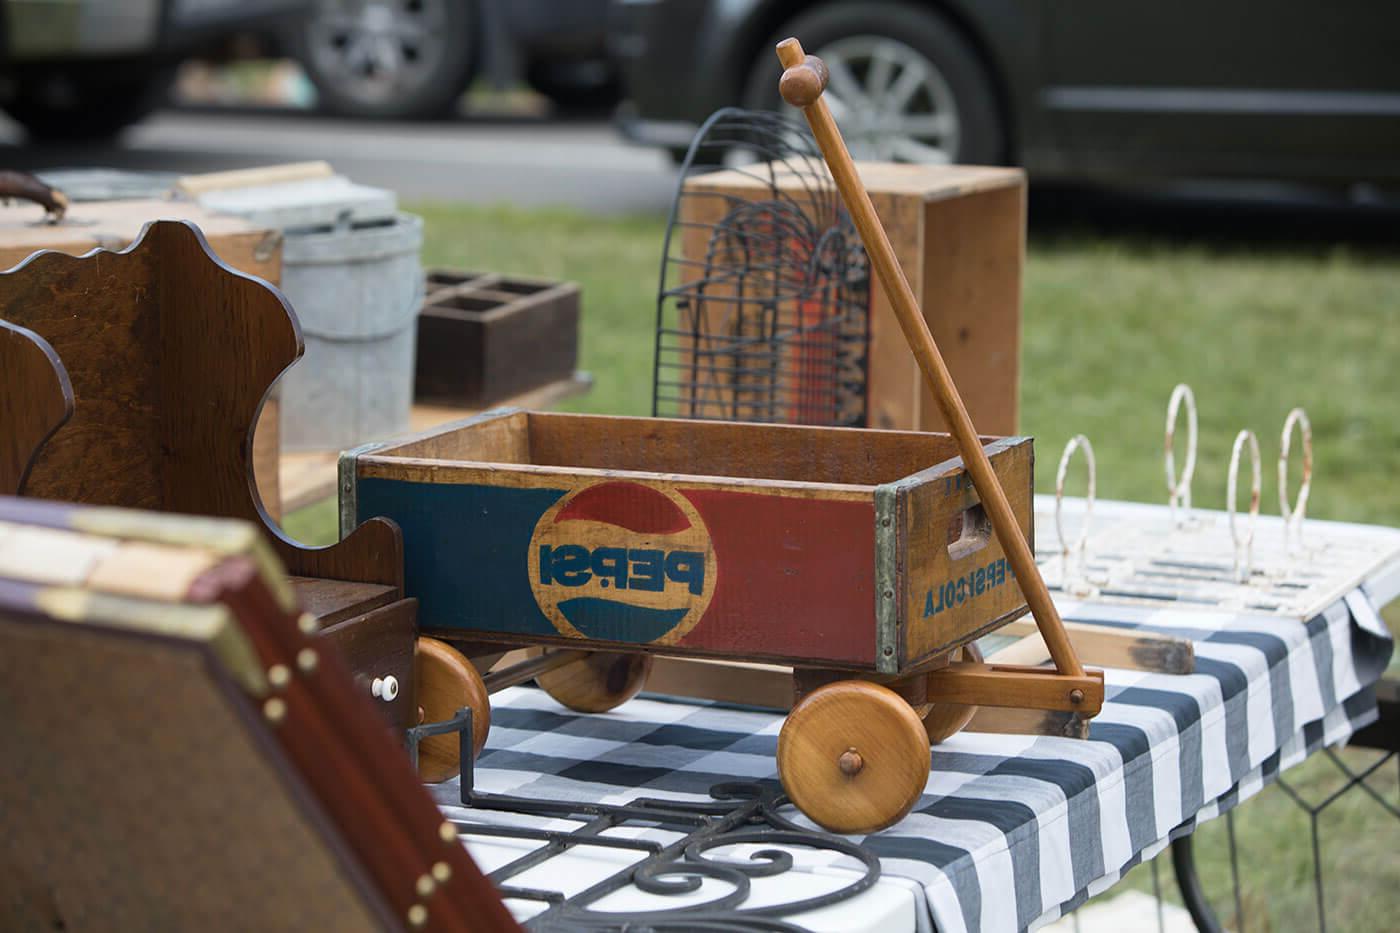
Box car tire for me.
[3,65,173,142]
[742,2,1004,165]
[293,0,479,120]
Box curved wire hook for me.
[1165,384,1198,527]
[1054,434,1097,584]
[1227,429,1262,583]
[1278,407,1313,555]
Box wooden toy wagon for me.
[342,38,1104,835]
[343,410,1102,833]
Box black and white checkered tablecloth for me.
[432,567,1397,932]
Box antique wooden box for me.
[684,162,1025,435]
[342,410,1033,674]
[0,497,516,932]
[415,270,580,406]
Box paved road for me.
[1,106,1395,244]
[0,108,681,214]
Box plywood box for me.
[0,198,285,518]
[683,162,1025,434]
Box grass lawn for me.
[283,199,1400,931]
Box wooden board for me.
[894,436,1034,664]
[684,162,1025,434]
[0,197,285,520]
[992,617,1194,674]
[346,410,1031,673]
[643,619,1188,709]
[0,219,404,592]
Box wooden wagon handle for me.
[776,37,1085,679]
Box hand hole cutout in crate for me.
[948,503,992,561]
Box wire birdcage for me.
[652,108,871,427]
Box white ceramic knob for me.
[371,675,399,702]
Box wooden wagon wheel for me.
[532,649,652,713]
[922,642,984,745]
[415,636,490,783]
[777,680,930,834]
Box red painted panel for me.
[554,480,691,534]
[678,488,876,666]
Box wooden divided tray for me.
[341,408,1034,675]
[0,496,517,932]
[415,269,579,407]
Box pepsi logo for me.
[528,480,717,645]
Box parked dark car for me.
[289,0,619,119]
[609,0,1400,184]
[1,0,306,140]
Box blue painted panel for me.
[556,597,689,642]
[356,477,564,636]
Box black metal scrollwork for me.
[445,748,882,932]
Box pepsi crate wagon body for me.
[341,408,1033,676]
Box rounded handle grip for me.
[776,37,829,108]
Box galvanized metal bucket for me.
[278,211,424,451]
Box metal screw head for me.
[267,664,291,689]
[407,904,428,929]
[431,861,452,884]
[415,873,436,898]
[296,648,319,673]
[439,821,457,844]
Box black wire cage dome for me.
[651,108,872,428]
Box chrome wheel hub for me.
[814,36,961,164]
[306,0,450,104]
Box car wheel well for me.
[731,0,1017,162]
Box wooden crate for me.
[0,198,282,281]
[683,162,1024,434]
[415,270,579,406]
[342,410,1033,674]
[0,197,286,519]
